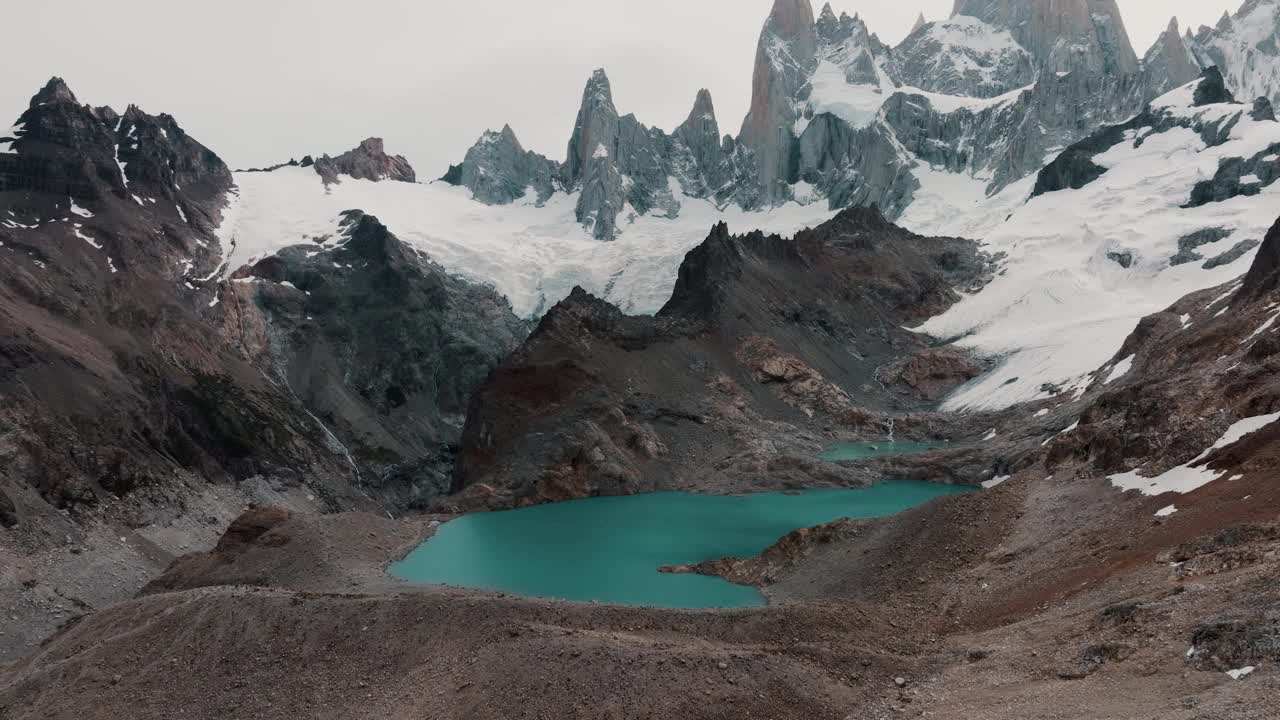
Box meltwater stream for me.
[391,479,971,609]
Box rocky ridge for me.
[0,78,524,659]
[442,0,1275,240]
[448,207,996,509]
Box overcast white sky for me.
[1,0,1244,177]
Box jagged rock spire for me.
[445,122,558,206]
[1141,15,1201,98]
[682,88,717,128]
[564,68,620,186]
[739,0,817,205]
[675,88,724,197]
[912,12,927,33]
[31,77,78,107]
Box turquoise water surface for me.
[391,482,972,609]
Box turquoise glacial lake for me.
[391,482,972,609]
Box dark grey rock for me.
[312,138,415,184]
[1189,618,1280,669]
[1253,97,1277,123]
[240,210,528,508]
[1171,227,1234,266]
[447,125,558,206]
[1107,251,1134,269]
[895,16,1036,98]
[1140,18,1203,100]
[1186,142,1280,208]
[1236,216,1280,303]
[739,0,818,205]
[952,0,1139,75]
[0,488,16,528]
[1203,239,1262,270]
[1193,66,1237,106]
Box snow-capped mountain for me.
[908,68,1280,410]
[1141,18,1204,100]
[443,0,1270,242]
[1189,0,1280,110]
[208,0,1280,413]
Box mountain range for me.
[442,0,1278,238]
[2,1,1280,718]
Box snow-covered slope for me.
[902,74,1280,410]
[1191,0,1280,109]
[893,15,1036,98]
[216,167,832,319]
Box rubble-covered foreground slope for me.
[5,215,1280,716]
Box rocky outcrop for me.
[1236,216,1280,302]
[312,137,415,184]
[446,71,740,240]
[1185,141,1280,208]
[0,78,231,214]
[230,211,528,507]
[895,15,1036,98]
[0,78,534,610]
[449,208,991,509]
[739,0,818,205]
[671,89,726,199]
[441,125,558,205]
[951,0,1139,75]
[1140,18,1202,100]
[661,517,866,586]
[1034,68,1274,200]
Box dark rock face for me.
[1031,126,1123,197]
[1237,217,1280,303]
[1185,142,1280,208]
[450,208,991,509]
[1170,227,1234,266]
[233,211,527,508]
[1252,97,1276,122]
[1189,619,1280,670]
[1140,18,1202,100]
[0,487,16,528]
[0,78,356,517]
[443,125,558,205]
[313,138,415,184]
[739,0,818,205]
[952,0,1140,75]
[1203,239,1262,270]
[0,78,230,213]
[1193,66,1237,106]
[0,78,521,526]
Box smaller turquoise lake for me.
[391,482,972,609]
[817,441,946,462]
